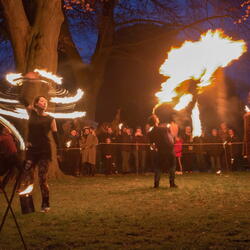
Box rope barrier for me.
[58,141,246,150]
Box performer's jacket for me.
[148,126,174,153]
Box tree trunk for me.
[86,0,116,120]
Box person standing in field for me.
[20,96,59,213]
[148,114,178,188]
[80,127,98,176]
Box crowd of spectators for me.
[58,118,247,176]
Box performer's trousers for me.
[21,159,50,208]
[153,151,176,186]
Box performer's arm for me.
[51,119,59,147]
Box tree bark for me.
[86,0,116,120]
[0,0,30,72]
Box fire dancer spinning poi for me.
[20,95,59,213]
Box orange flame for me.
[191,102,202,137]
[174,94,193,111]
[155,29,247,111]
[19,184,33,195]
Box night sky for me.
[0,0,250,130]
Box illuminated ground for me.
[0,173,250,249]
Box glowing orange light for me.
[155,29,247,110]
[19,184,33,195]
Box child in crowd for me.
[174,136,183,175]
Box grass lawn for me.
[0,172,250,249]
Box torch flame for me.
[191,102,202,137]
[155,29,247,110]
[66,140,72,148]
[19,184,33,195]
[174,94,193,111]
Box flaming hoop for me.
[154,29,247,136]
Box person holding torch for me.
[148,114,178,188]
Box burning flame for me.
[0,115,25,150]
[50,89,84,104]
[19,184,33,195]
[191,102,202,137]
[154,29,247,136]
[174,94,193,111]
[66,140,72,148]
[245,105,250,112]
[155,29,247,110]
[34,69,62,84]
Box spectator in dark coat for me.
[206,129,223,173]
[120,127,133,173]
[132,127,147,174]
[102,137,115,175]
[226,129,241,171]
[182,126,196,172]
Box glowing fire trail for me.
[50,89,84,104]
[47,111,86,119]
[0,115,25,150]
[34,69,62,84]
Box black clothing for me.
[206,135,223,157]
[148,127,173,153]
[182,133,196,172]
[148,126,176,187]
[27,110,54,160]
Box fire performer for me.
[148,114,178,188]
[20,96,59,212]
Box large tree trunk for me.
[86,0,116,120]
[1,0,64,178]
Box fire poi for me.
[154,29,247,136]
[0,69,86,150]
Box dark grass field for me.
[0,172,250,249]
